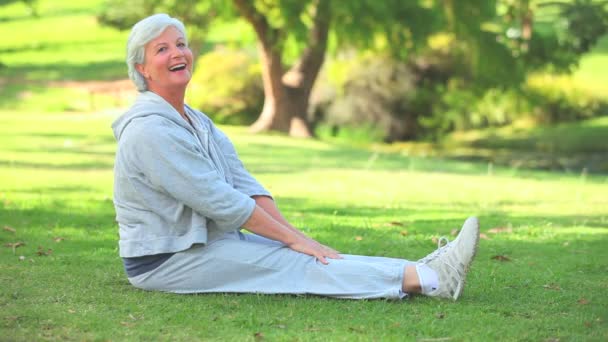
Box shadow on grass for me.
[239,142,487,176]
[7,147,115,157]
[0,159,113,170]
[439,118,608,174]
[0,59,125,82]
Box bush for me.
[525,73,607,124]
[314,50,607,143]
[420,83,528,140]
[315,55,419,142]
[186,48,263,125]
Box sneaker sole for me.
[452,217,480,300]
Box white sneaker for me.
[420,217,480,300]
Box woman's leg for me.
[236,232,423,294]
[128,232,412,299]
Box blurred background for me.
[1,0,607,173]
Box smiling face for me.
[135,26,193,96]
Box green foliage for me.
[529,0,608,71]
[330,1,441,59]
[0,0,37,15]
[97,0,228,55]
[97,0,151,30]
[319,55,418,142]
[526,73,608,123]
[186,49,263,125]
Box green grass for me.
[574,35,608,98]
[1,110,607,341]
[0,3,607,339]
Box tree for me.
[230,0,329,137]
[99,0,440,137]
[99,0,607,138]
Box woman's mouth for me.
[169,63,187,72]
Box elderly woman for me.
[112,13,480,300]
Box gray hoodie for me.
[112,91,270,258]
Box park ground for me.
[1,1,607,341]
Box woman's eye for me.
[157,47,166,53]
[178,42,186,47]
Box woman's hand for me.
[287,236,342,265]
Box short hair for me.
[126,13,188,92]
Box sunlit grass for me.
[574,35,608,97]
[1,110,607,341]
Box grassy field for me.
[1,1,607,341]
[1,110,607,341]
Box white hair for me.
[126,13,188,92]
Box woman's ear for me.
[135,64,148,79]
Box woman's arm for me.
[242,204,340,264]
[252,195,340,255]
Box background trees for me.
[98,0,608,140]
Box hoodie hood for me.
[112,91,193,141]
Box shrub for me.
[315,55,419,142]
[314,50,607,143]
[186,48,263,125]
[525,73,607,124]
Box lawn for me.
[1,110,607,341]
[1,1,607,340]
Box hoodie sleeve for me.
[209,123,272,199]
[128,117,256,232]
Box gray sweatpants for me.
[128,231,412,299]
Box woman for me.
[112,13,480,300]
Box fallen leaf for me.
[36,246,53,256]
[399,230,409,236]
[355,236,363,241]
[389,221,404,226]
[491,255,511,262]
[120,321,135,327]
[450,229,459,236]
[431,236,439,245]
[254,332,264,340]
[488,227,513,234]
[53,237,65,242]
[348,327,364,333]
[3,225,16,233]
[542,283,561,291]
[5,242,25,254]
[577,298,589,305]
[19,255,25,261]
[436,312,445,319]
[479,233,490,240]
[276,324,286,329]
[68,309,76,314]
[563,241,570,247]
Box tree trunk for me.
[233,0,330,137]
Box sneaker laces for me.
[418,236,452,264]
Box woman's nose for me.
[171,46,185,58]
